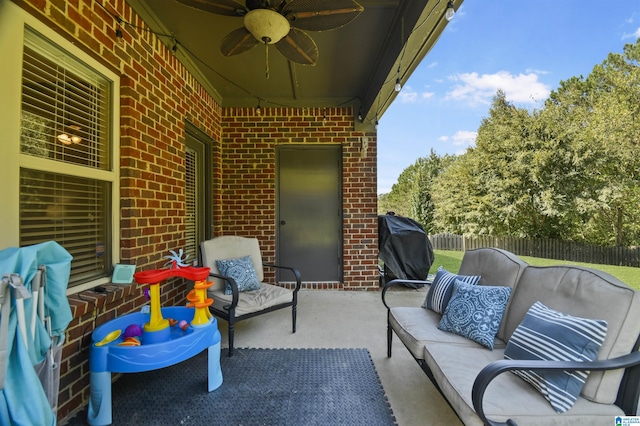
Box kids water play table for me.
[86,306,222,425]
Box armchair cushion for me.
[209,283,293,317]
[422,266,481,314]
[504,301,608,413]
[438,280,511,349]
[216,255,261,295]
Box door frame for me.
[275,144,343,282]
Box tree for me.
[378,163,420,217]
[433,90,568,237]
[541,40,640,245]
[378,150,455,232]
[581,41,640,245]
[387,39,640,246]
[410,151,456,232]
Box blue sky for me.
[377,0,640,194]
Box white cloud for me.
[446,71,551,106]
[438,131,476,155]
[451,130,477,147]
[398,85,434,103]
[398,87,418,103]
[622,27,640,40]
[525,68,550,75]
[427,61,438,69]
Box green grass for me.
[432,249,640,290]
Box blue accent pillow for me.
[216,256,261,295]
[504,301,608,413]
[423,266,481,314]
[438,280,511,349]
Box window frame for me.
[0,2,121,295]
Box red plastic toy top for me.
[133,265,210,284]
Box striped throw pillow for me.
[504,301,608,413]
[422,266,480,314]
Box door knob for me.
[280,220,286,225]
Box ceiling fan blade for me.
[175,0,247,16]
[220,27,260,56]
[246,0,285,11]
[282,0,364,32]
[275,28,318,65]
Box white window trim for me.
[0,0,121,295]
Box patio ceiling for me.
[127,0,460,128]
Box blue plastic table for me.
[87,306,222,425]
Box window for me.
[185,123,213,266]
[185,146,199,264]
[19,27,117,288]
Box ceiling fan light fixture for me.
[244,9,291,44]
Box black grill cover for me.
[378,215,434,285]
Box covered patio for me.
[61,288,462,425]
[0,0,461,422]
[212,289,462,425]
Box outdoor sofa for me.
[382,247,640,425]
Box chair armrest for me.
[262,263,302,293]
[472,351,640,426]
[208,272,239,310]
[381,278,431,309]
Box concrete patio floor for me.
[216,288,462,426]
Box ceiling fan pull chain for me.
[265,40,270,79]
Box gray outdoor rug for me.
[64,348,397,425]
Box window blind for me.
[185,147,198,265]
[20,169,111,285]
[21,41,110,169]
[19,27,114,287]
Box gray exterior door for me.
[277,145,342,282]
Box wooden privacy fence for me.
[428,234,640,268]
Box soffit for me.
[127,0,460,126]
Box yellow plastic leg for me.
[144,283,169,332]
[190,280,214,322]
[192,304,211,326]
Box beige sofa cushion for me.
[458,247,528,289]
[458,247,528,340]
[503,265,640,404]
[423,343,624,426]
[389,306,506,360]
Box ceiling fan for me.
[176,0,364,67]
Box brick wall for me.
[220,107,379,290]
[13,0,221,421]
[11,0,379,423]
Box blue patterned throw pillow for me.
[216,256,261,295]
[423,266,481,314]
[438,280,511,349]
[504,301,607,413]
